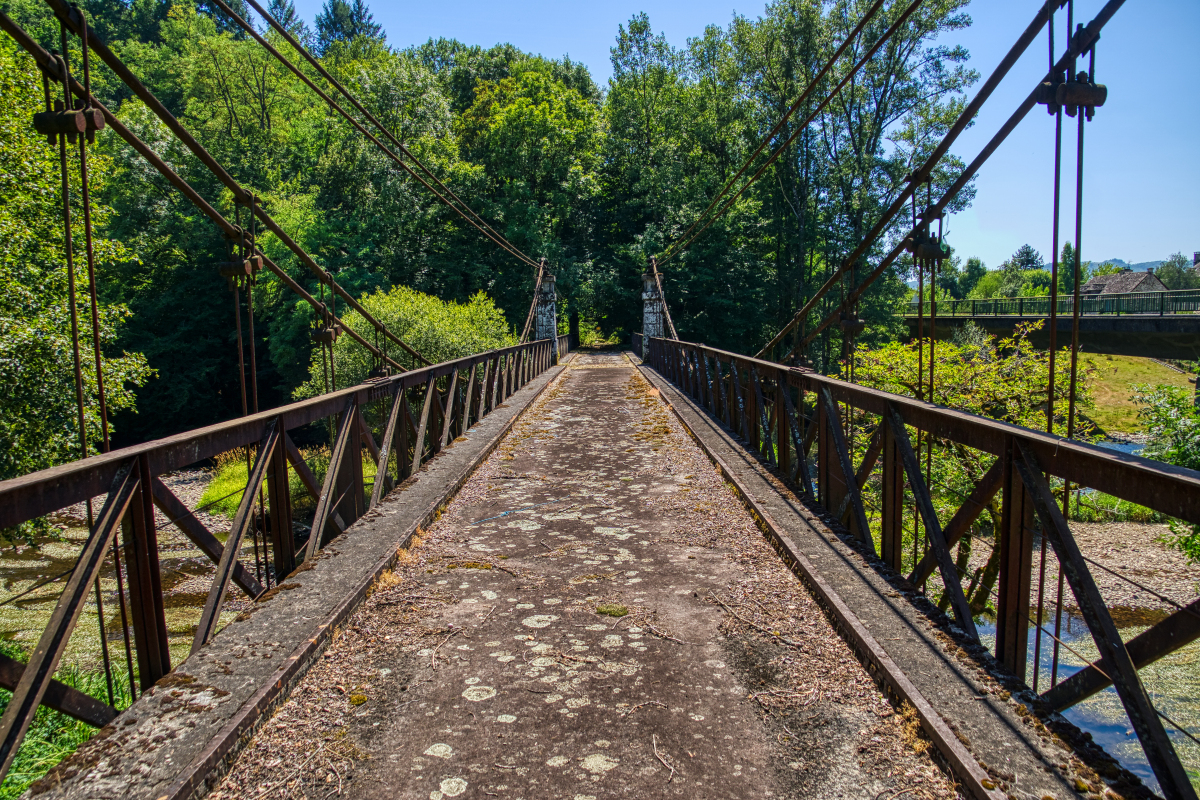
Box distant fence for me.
[907,289,1200,318]
[644,336,1200,798]
[0,338,560,778]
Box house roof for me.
[1081,269,1168,294]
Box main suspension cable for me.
[39,0,429,366]
[1,10,414,375]
[655,0,889,264]
[519,259,546,343]
[218,0,541,270]
[786,0,1122,361]
[757,0,1076,361]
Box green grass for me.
[0,640,132,799]
[199,445,377,520]
[1083,355,1196,434]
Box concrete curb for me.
[636,359,1004,800]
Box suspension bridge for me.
[1,0,1198,799]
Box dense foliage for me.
[1134,384,1200,562]
[962,242,1092,300]
[851,322,1096,612]
[1,0,977,450]
[296,286,515,398]
[0,37,152,487]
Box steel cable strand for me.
[651,258,679,340]
[39,0,429,365]
[789,0,1125,360]
[658,0,927,268]
[49,21,120,708]
[519,260,546,344]
[230,0,540,270]
[1,10,419,375]
[759,0,1079,360]
[656,0,888,263]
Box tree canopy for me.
[2,0,978,462]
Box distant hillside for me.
[1093,258,1165,272]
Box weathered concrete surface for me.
[637,358,1152,800]
[212,352,962,800]
[27,361,567,800]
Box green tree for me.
[958,256,985,296]
[298,287,516,397]
[1155,252,1200,291]
[267,0,311,43]
[853,322,1095,611]
[0,39,152,487]
[1057,241,1092,294]
[1134,384,1200,562]
[315,0,383,54]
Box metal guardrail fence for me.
[645,336,1200,799]
[906,289,1200,318]
[0,338,563,776]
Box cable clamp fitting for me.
[33,101,103,144]
[907,231,950,262]
[312,324,343,345]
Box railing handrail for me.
[642,335,1199,795]
[643,336,1200,527]
[0,338,557,530]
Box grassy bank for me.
[1083,355,1195,433]
[199,445,378,519]
[0,641,131,799]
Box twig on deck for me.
[652,734,677,782]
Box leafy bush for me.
[1133,383,1200,562]
[0,38,151,545]
[1069,492,1162,524]
[297,287,516,398]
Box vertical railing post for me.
[266,420,294,580]
[725,360,734,428]
[342,398,366,527]
[880,417,905,572]
[816,393,831,509]
[122,453,169,690]
[488,355,500,412]
[746,366,760,451]
[397,383,413,480]
[997,441,1034,682]
[776,370,790,477]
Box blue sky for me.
[290,0,1199,270]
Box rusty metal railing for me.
[0,338,556,779]
[645,336,1200,799]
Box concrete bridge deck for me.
[34,352,1143,800]
[210,351,963,799]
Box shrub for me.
[297,287,516,399]
[1133,384,1200,562]
[198,445,375,520]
